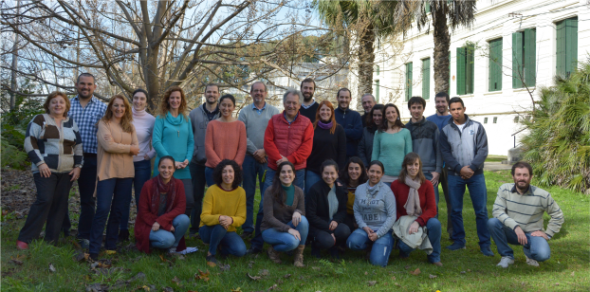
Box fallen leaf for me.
[460,271,466,274]
[364,271,368,275]
[140,285,151,291]
[194,269,210,282]
[555,283,560,286]
[283,274,292,278]
[391,276,396,280]
[105,250,117,255]
[172,276,182,287]
[276,279,283,285]
[571,272,575,276]
[429,274,437,279]
[219,264,231,272]
[159,255,167,263]
[409,268,421,276]
[259,269,269,276]
[163,287,174,292]
[49,263,57,273]
[404,265,411,270]
[247,261,254,268]
[247,273,261,281]
[74,252,90,262]
[176,255,185,260]
[312,266,320,271]
[367,281,377,286]
[267,284,278,291]
[394,282,400,286]
[231,288,242,292]
[467,269,471,272]
[10,259,23,265]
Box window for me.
[512,28,536,88]
[493,117,498,124]
[376,65,380,76]
[374,80,380,102]
[489,38,503,92]
[484,117,488,124]
[405,62,413,101]
[425,4,431,13]
[456,44,475,95]
[556,17,578,78]
[422,58,431,99]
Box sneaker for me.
[496,256,514,268]
[78,239,90,249]
[480,246,494,256]
[446,241,466,251]
[16,240,29,250]
[432,261,443,267]
[246,247,262,255]
[206,255,218,267]
[526,256,539,267]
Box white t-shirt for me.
[455,122,466,132]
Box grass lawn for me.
[2,170,589,292]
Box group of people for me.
[17,74,564,269]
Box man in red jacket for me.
[247,89,314,254]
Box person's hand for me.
[514,226,528,245]
[331,233,336,244]
[144,154,150,160]
[276,155,289,165]
[219,215,233,229]
[460,166,474,179]
[368,232,378,242]
[69,167,81,181]
[288,228,301,241]
[430,171,440,186]
[182,159,189,168]
[174,161,184,169]
[530,230,549,240]
[329,220,338,231]
[130,145,140,155]
[38,163,52,178]
[363,226,373,236]
[152,222,160,231]
[254,149,266,161]
[170,226,175,232]
[292,211,301,227]
[408,221,420,235]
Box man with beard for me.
[238,81,279,238]
[299,78,319,123]
[334,88,363,159]
[488,162,564,268]
[68,73,107,248]
[360,93,376,127]
[189,84,220,237]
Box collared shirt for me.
[203,104,220,121]
[283,112,299,125]
[252,102,267,115]
[69,95,107,154]
[301,100,316,109]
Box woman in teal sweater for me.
[371,103,412,184]
[152,86,195,216]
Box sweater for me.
[264,112,314,171]
[426,114,452,132]
[334,107,363,157]
[152,113,194,179]
[353,181,397,238]
[96,120,138,181]
[372,128,413,177]
[189,104,220,165]
[390,179,437,226]
[439,114,488,176]
[200,184,247,232]
[405,117,443,174]
[357,127,377,166]
[299,101,319,123]
[306,124,347,174]
[25,114,83,173]
[134,177,187,254]
[306,180,349,235]
[237,103,279,156]
[204,119,247,167]
[261,185,306,232]
[492,184,564,237]
[132,108,156,162]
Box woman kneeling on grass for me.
[261,161,308,267]
[199,159,247,267]
[339,157,368,230]
[346,160,397,267]
[135,156,195,254]
[391,153,442,266]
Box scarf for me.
[165,111,185,126]
[365,181,382,206]
[404,176,422,216]
[151,175,176,215]
[318,120,333,130]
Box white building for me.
[351,0,589,156]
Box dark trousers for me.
[77,155,98,240]
[440,168,453,237]
[89,178,133,254]
[312,223,351,250]
[242,155,267,233]
[120,160,152,230]
[18,172,73,244]
[189,161,207,234]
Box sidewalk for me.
[484,162,512,171]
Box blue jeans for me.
[199,225,247,257]
[423,171,440,218]
[89,178,133,254]
[487,218,550,261]
[242,155,267,233]
[120,160,152,230]
[447,173,491,247]
[261,216,309,252]
[76,155,98,240]
[347,229,394,267]
[304,170,322,195]
[251,167,305,250]
[149,214,190,249]
[398,218,442,263]
[205,167,215,187]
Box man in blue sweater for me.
[334,88,363,159]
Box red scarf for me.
[151,175,176,215]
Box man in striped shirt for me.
[488,161,564,268]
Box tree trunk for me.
[10,0,20,110]
[357,23,375,106]
[432,7,450,94]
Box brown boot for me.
[267,247,282,264]
[293,245,305,268]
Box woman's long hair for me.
[268,161,296,207]
[398,152,426,184]
[339,156,368,187]
[366,104,384,132]
[379,103,405,131]
[102,95,134,133]
[313,100,338,134]
[213,159,242,189]
[159,86,188,120]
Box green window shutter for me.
[405,62,413,101]
[565,17,578,77]
[556,20,566,78]
[512,32,523,88]
[466,45,475,94]
[422,58,430,99]
[456,47,466,95]
[524,28,536,87]
[375,80,380,102]
[376,65,380,75]
[489,38,502,92]
[425,3,431,13]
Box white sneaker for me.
[496,256,514,268]
[171,246,198,255]
[526,256,539,267]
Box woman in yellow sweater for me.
[200,159,247,267]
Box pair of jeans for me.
[189,161,207,234]
[312,223,351,250]
[180,179,194,216]
[149,214,190,249]
[18,172,73,244]
[439,168,453,236]
[120,160,152,230]
[423,171,440,218]
[262,216,309,252]
[89,178,133,254]
[447,173,491,247]
[242,155,267,233]
[199,225,247,257]
[397,218,442,263]
[77,155,98,240]
[347,229,394,267]
[487,218,551,261]
[304,170,322,195]
[251,168,305,250]
[205,167,215,187]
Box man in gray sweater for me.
[238,81,279,240]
